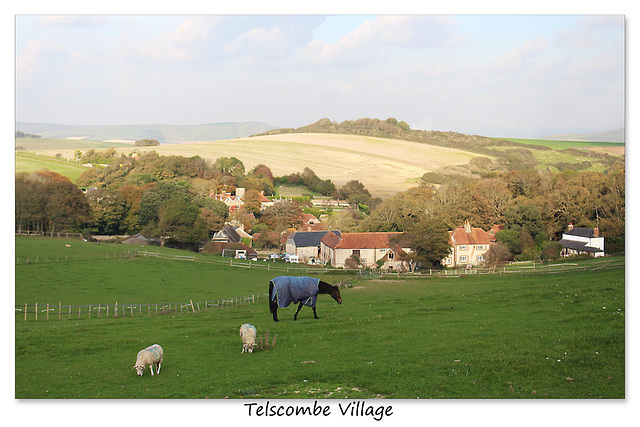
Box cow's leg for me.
[294,302,304,320]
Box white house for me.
[559,224,605,257]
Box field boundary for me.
[16,293,268,321]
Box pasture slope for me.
[15,237,624,400]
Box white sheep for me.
[133,344,163,376]
[239,323,257,353]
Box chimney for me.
[567,223,574,231]
[464,219,472,234]
[594,226,600,237]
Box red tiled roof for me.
[321,231,342,248]
[449,226,492,245]
[322,232,403,249]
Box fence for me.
[16,293,267,321]
[138,250,341,275]
[377,257,625,279]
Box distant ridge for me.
[546,128,624,143]
[15,121,279,143]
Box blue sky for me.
[14,13,625,138]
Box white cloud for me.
[223,26,287,56]
[490,36,548,72]
[15,40,61,82]
[300,15,458,65]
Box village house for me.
[259,192,274,211]
[210,187,245,214]
[212,224,253,246]
[285,230,340,264]
[442,220,501,268]
[320,231,412,271]
[559,223,605,257]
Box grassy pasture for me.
[500,137,625,151]
[15,237,624,399]
[14,152,90,183]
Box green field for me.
[15,152,90,183]
[15,236,625,399]
[500,137,625,151]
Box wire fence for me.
[15,247,624,321]
[16,293,268,321]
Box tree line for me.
[15,146,624,266]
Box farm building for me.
[285,230,340,264]
[559,224,605,257]
[442,221,501,268]
[320,231,412,270]
[212,224,253,246]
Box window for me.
[477,255,484,262]
[352,250,360,256]
[388,252,395,260]
[477,245,485,250]
[459,256,468,262]
[460,245,468,250]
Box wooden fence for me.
[16,293,267,321]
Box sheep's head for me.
[133,364,145,376]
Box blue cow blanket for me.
[271,276,320,308]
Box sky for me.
[14,12,625,138]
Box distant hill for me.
[546,128,624,143]
[15,121,278,143]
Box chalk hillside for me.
[123,133,482,198]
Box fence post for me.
[24,303,27,321]
[59,302,61,320]
[35,303,38,321]
[47,303,49,320]
[115,302,118,318]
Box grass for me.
[499,137,624,150]
[15,152,90,183]
[14,237,625,399]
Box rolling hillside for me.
[15,118,625,197]
[15,121,278,143]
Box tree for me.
[142,197,208,248]
[242,189,263,215]
[135,139,160,146]
[335,180,372,206]
[259,200,303,232]
[484,242,512,271]
[213,157,245,176]
[541,242,562,262]
[138,181,191,226]
[397,218,450,268]
[344,254,363,269]
[86,188,127,235]
[15,171,91,235]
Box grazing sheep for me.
[239,323,257,353]
[133,344,163,376]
